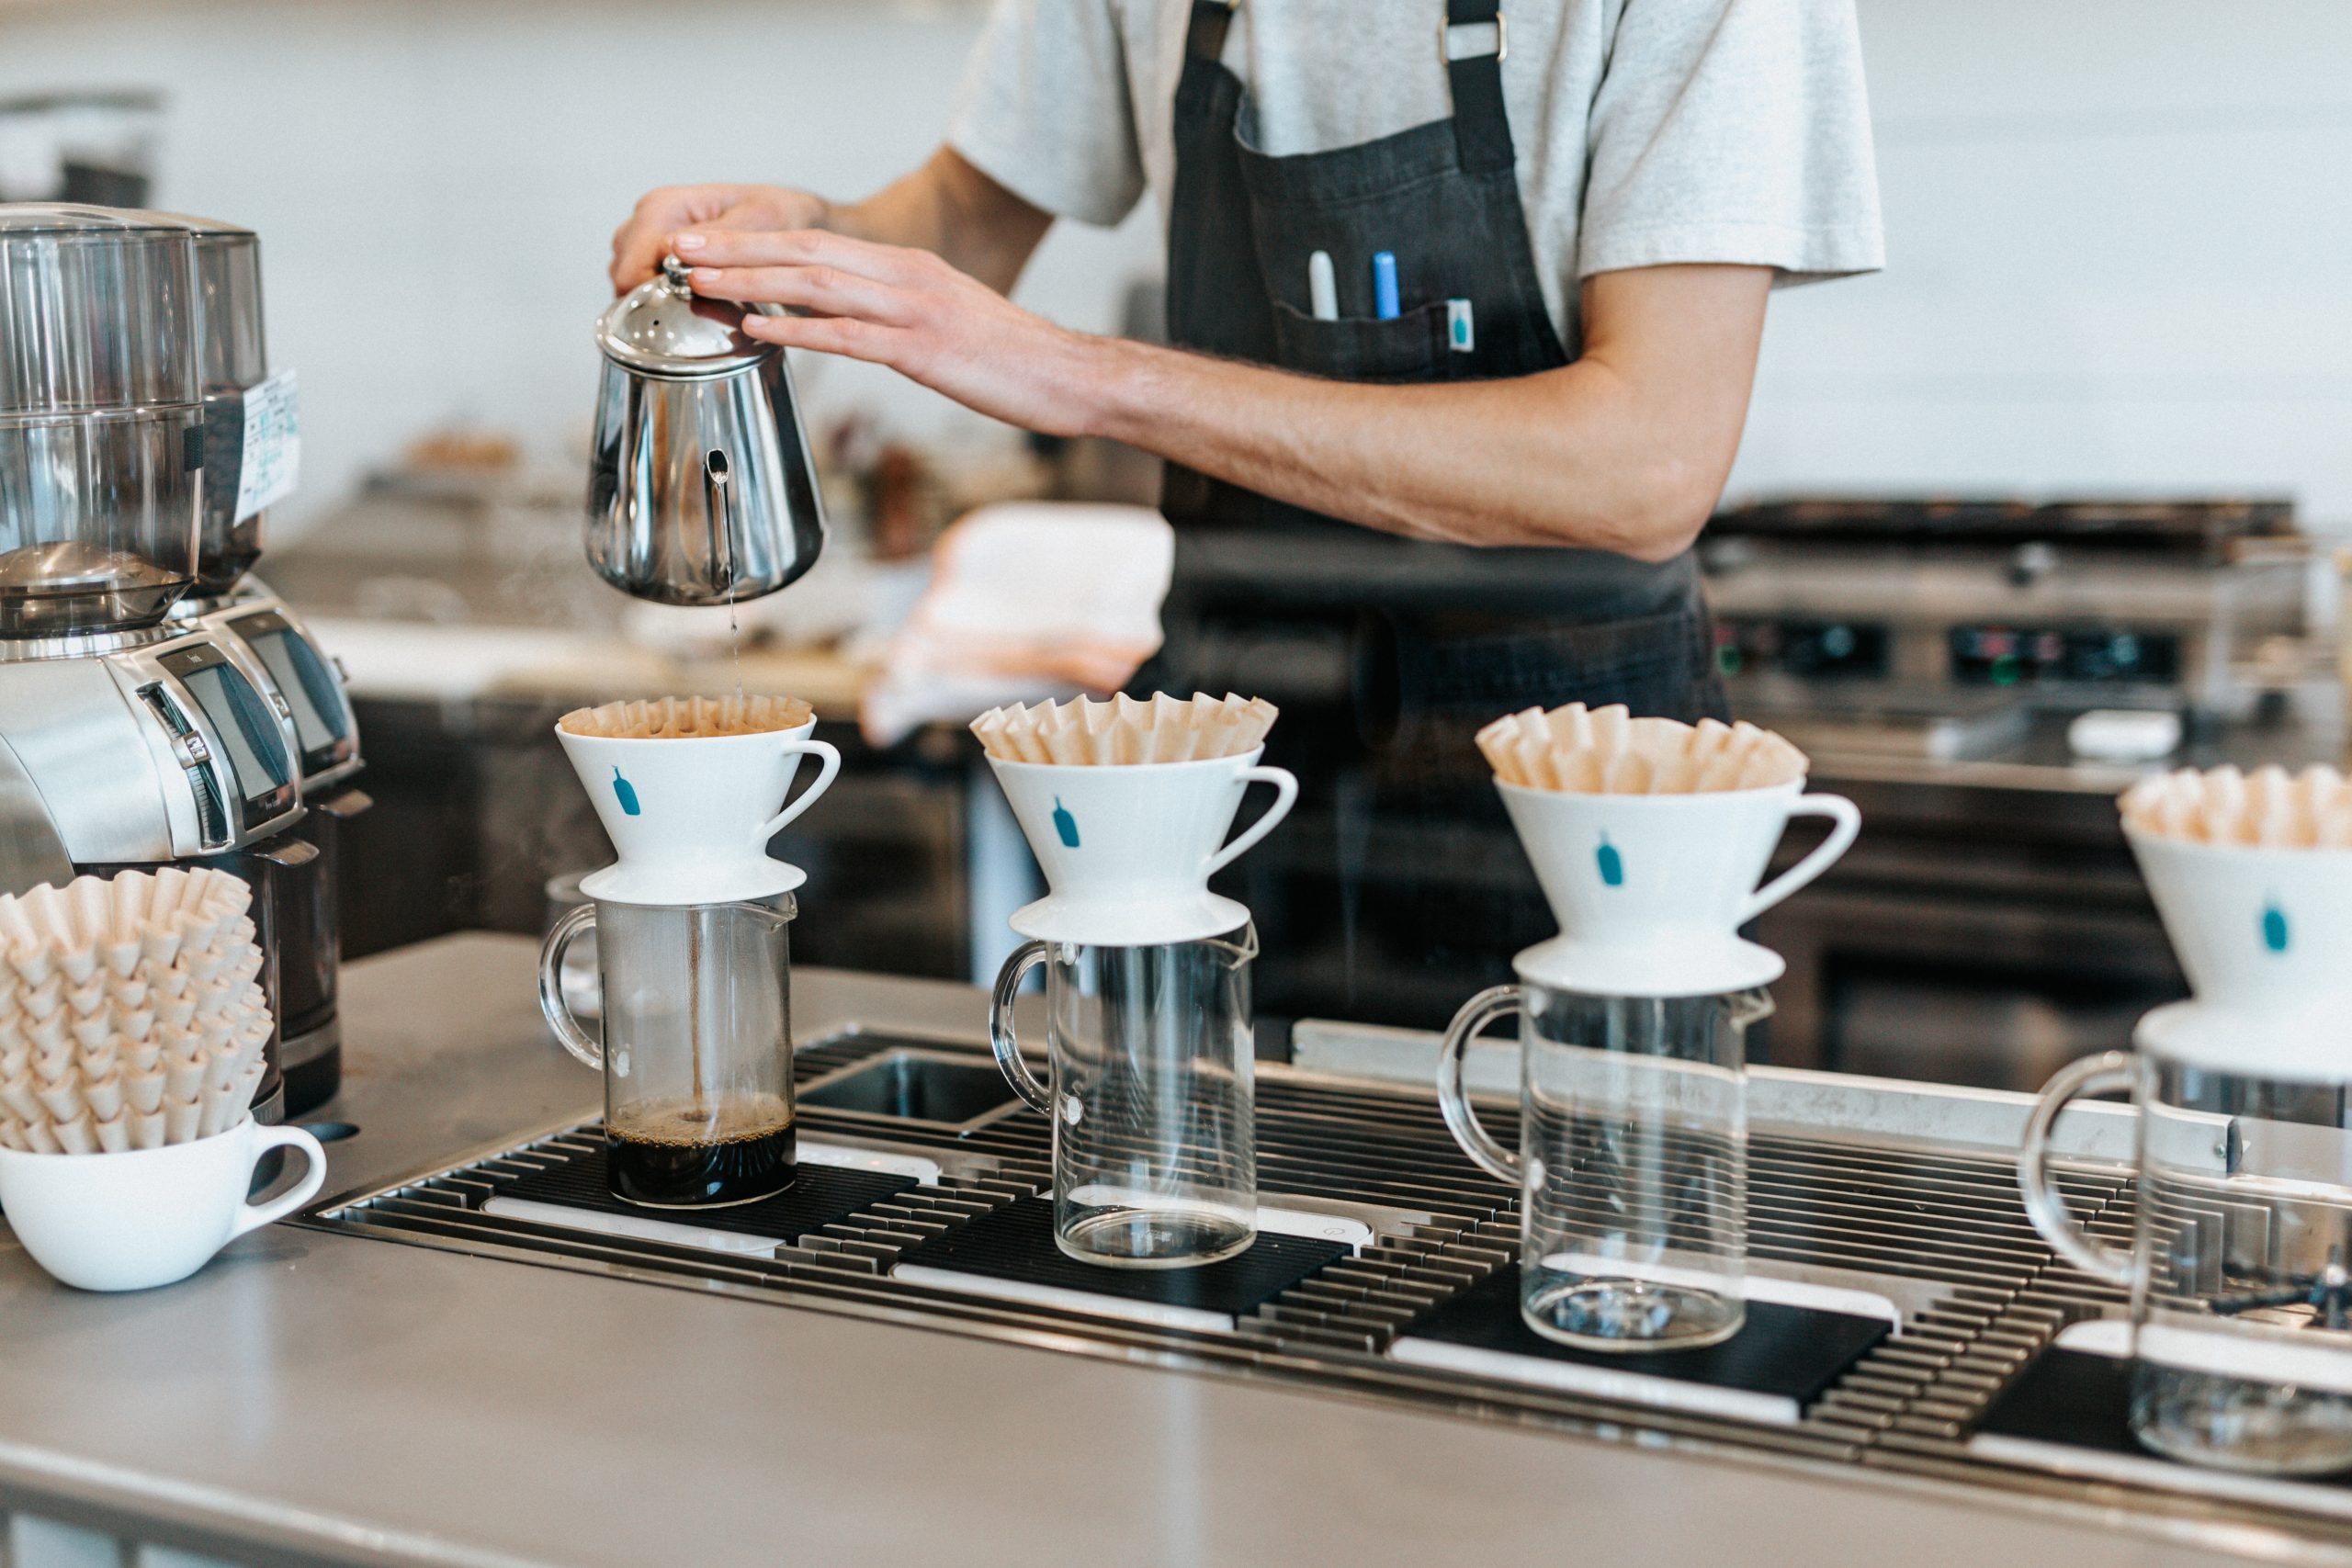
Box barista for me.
[612,0,1883,1021]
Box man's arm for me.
[608,148,1050,295]
[684,224,1770,559]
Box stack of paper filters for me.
[971,692,1277,764]
[0,869,270,1155]
[558,694,815,739]
[1476,703,1809,793]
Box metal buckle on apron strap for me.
[1441,12,1507,63]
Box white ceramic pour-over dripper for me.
[989,750,1298,944]
[559,720,842,905]
[2128,826,2352,1078]
[1500,777,1860,998]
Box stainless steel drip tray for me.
[300,1026,2352,1551]
[797,1048,1024,1134]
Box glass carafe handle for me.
[988,940,1056,1117]
[537,904,604,1070]
[1435,984,1524,1186]
[2017,1050,2137,1287]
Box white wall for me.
[1737,0,2352,523]
[3,0,2348,529]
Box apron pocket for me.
[1272,300,1453,384]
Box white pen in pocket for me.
[1307,251,1338,321]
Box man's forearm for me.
[1073,265,1770,558]
[1078,344,1694,556]
[830,148,1050,294]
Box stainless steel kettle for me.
[586,255,825,606]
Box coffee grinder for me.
[0,203,363,1121]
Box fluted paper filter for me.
[2121,764,2352,848]
[1477,703,1808,793]
[970,692,1277,765]
[560,694,815,739]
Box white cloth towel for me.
[860,502,1174,746]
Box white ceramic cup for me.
[0,1115,326,1292]
[558,718,842,905]
[1502,776,1860,945]
[989,750,1298,945]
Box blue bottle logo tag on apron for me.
[2262,899,2290,953]
[1595,833,1624,887]
[611,766,642,818]
[1053,796,1080,849]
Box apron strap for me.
[1442,0,1516,175]
[1184,1,1237,65]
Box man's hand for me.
[682,228,1110,438]
[608,185,828,294]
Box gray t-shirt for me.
[950,0,1885,349]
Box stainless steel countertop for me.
[0,935,2325,1567]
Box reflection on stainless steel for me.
[586,255,825,606]
[0,204,202,635]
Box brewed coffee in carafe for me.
[542,896,797,1207]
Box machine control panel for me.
[212,604,360,786]
[1949,625,2182,688]
[146,639,299,848]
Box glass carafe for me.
[539,896,797,1208]
[2022,1051,2352,1475]
[989,927,1257,1268]
[1438,983,1770,1350]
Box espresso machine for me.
[0,203,365,1120]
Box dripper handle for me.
[1204,766,1299,879]
[537,904,605,1070]
[1435,984,1525,1187]
[757,738,842,843]
[1738,793,1861,923]
[2017,1050,2139,1288]
[988,940,1056,1118]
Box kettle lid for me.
[595,255,770,378]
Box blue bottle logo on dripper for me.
[1052,796,1080,848]
[1595,832,1624,887]
[2262,898,2290,954]
[611,766,642,817]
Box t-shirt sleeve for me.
[948,0,1147,228]
[1577,0,1884,285]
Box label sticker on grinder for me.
[233,368,300,522]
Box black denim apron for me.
[1143,0,1728,1028]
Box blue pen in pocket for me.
[1372,252,1399,321]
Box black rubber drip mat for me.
[485,1142,914,1248]
[1973,1345,2352,1517]
[890,1197,1351,1333]
[1388,1266,1891,1425]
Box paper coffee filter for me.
[1476,704,1808,795]
[0,870,273,1156]
[2121,764,2352,849]
[558,694,815,739]
[970,691,1279,765]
